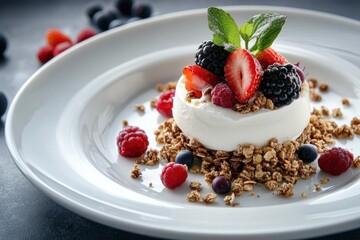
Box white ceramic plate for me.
[5,6,360,240]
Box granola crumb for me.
[150,98,157,108]
[203,192,217,204]
[122,120,128,128]
[314,183,322,192]
[187,190,202,202]
[156,81,177,92]
[310,89,322,102]
[321,106,330,116]
[130,164,142,179]
[342,98,350,106]
[332,108,343,118]
[149,182,153,187]
[320,177,330,185]
[301,192,307,199]
[318,83,329,92]
[308,77,318,88]
[135,149,160,165]
[224,192,236,206]
[135,103,145,113]
[277,183,294,197]
[353,156,360,168]
[351,117,360,134]
[189,181,202,192]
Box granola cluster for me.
[128,77,360,206]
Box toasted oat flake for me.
[318,83,329,92]
[135,104,145,113]
[301,192,307,199]
[189,181,202,191]
[187,190,202,202]
[342,98,350,106]
[224,192,235,206]
[332,108,343,118]
[130,164,142,179]
[277,183,294,197]
[353,156,360,168]
[122,120,128,128]
[307,77,318,88]
[350,117,360,134]
[320,177,330,185]
[150,98,157,108]
[314,184,322,192]
[203,193,217,204]
[321,106,330,116]
[136,149,159,165]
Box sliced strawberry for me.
[255,47,287,69]
[224,49,262,103]
[183,65,222,98]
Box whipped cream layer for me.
[172,77,311,151]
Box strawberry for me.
[224,48,262,103]
[182,65,222,98]
[255,47,287,69]
[46,29,72,47]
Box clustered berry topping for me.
[117,126,149,158]
[183,7,306,110]
[259,63,302,107]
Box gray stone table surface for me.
[1,0,360,239]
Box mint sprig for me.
[208,8,286,55]
[245,13,287,55]
[208,7,240,52]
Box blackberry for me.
[195,41,229,77]
[259,63,301,107]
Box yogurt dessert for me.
[172,8,310,151]
[173,76,310,151]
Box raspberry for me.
[53,42,73,57]
[76,28,97,43]
[160,162,188,189]
[155,89,175,118]
[211,83,236,108]
[116,126,149,158]
[46,29,72,47]
[318,147,354,176]
[37,45,54,64]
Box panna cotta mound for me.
[172,76,311,151]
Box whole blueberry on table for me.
[297,144,318,164]
[212,176,231,194]
[0,91,8,118]
[93,10,118,31]
[115,0,133,16]
[133,3,152,19]
[86,3,103,21]
[175,150,194,168]
[0,33,8,57]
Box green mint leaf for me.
[239,23,254,49]
[247,13,286,53]
[208,7,240,52]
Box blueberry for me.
[297,144,318,164]
[0,91,8,118]
[175,150,194,168]
[86,4,103,21]
[108,19,126,29]
[212,176,231,194]
[0,33,7,57]
[133,3,152,19]
[93,10,118,31]
[115,0,133,16]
